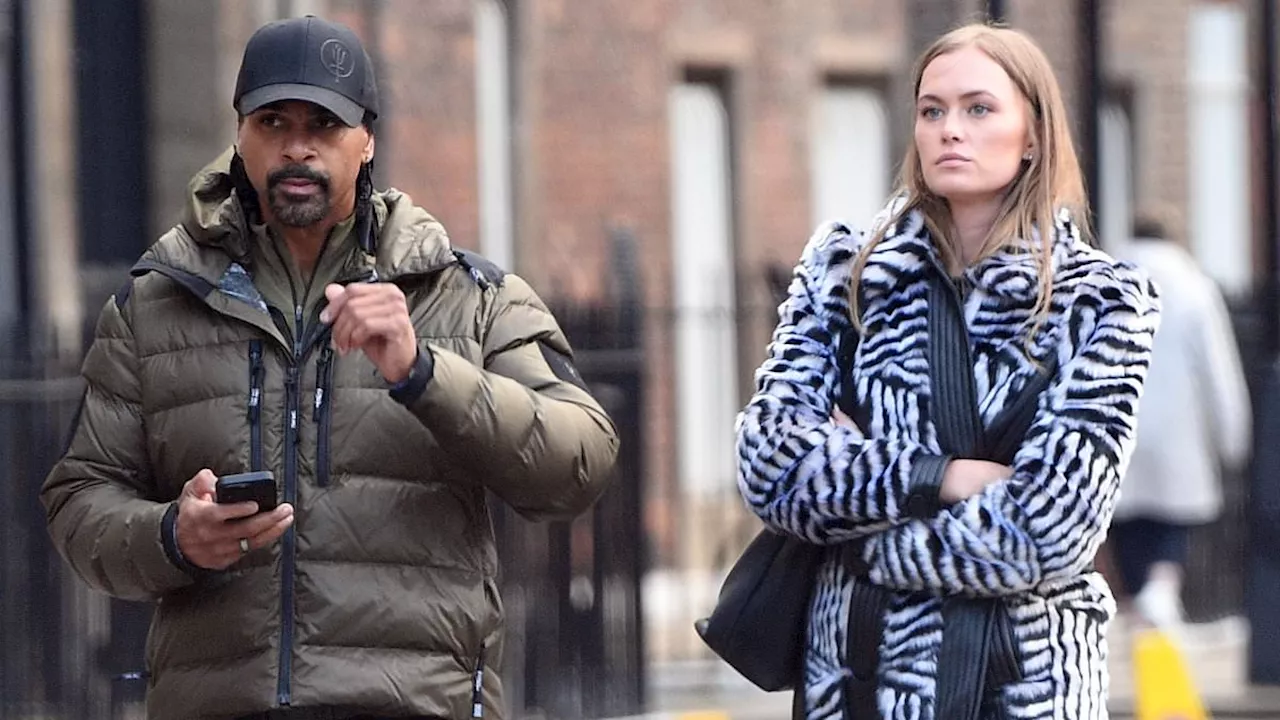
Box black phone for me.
[214,471,278,512]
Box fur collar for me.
[861,197,1087,304]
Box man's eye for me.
[315,115,342,130]
[258,115,283,129]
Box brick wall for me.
[1106,0,1193,245]
[149,0,1225,574]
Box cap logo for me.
[320,39,355,80]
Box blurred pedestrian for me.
[1111,210,1252,630]
[735,23,1159,719]
[41,15,617,720]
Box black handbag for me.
[694,323,862,692]
[693,527,824,691]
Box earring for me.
[1023,151,1034,161]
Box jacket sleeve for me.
[395,274,619,521]
[40,293,195,602]
[1195,276,1251,470]
[736,224,956,545]
[860,271,1161,596]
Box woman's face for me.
[914,46,1032,207]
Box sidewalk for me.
[634,616,1280,720]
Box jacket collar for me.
[137,148,459,288]
[863,200,1082,303]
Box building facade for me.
[2,0,1277,715]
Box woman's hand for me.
[940,459,1013,503]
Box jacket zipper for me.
[471,644,486,718]
[313,344,335,487]
[248,340,264,471]
[278,360,299,706]
[142,252,464,708]
[133,261,350,709]
[275,303,305,706]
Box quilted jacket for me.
[42,154,619,720]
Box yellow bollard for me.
[1132,628,1209,720]
[674,713,731,720]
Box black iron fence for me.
[0,357,111,720]
[491,297,647,720]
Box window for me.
[810,82,890,231]
[1098,96,1134,252]
[669,79,737,498]
[1188,1,1251,295]
[259,0,325,23]
[474,0,515,271]
[0,8,19,335]
[286,0,324,17]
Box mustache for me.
[266,164,331,192]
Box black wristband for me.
[388,348,435,406]
[904,453,951,519]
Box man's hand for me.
[175,469,293,570]
[321,283,417,383]
[939,459,1013,504]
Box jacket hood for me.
[154,147,457,282]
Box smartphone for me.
[214,471,278,512]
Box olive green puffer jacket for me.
[41,155,619,720]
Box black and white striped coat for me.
[736,207,1160,719]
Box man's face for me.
[236,100,374,228]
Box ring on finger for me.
[239,538,250,554]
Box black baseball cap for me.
[233,16,379,128]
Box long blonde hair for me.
[851,23,1090,331]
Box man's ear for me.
[363,132,376,164]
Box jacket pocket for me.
[313,344,335,487]
[248,340,264,471]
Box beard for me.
[266,164,332,227]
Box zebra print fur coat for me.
[736,207,1160,719]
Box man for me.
[41,16,618,720]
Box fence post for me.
[1249,0,1280,685]
[1078,0,1102,233]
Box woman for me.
[736,23,1160,720]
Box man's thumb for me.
[188,469,217,499]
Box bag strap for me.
[926,269,1060,463]
[925,272,986,456]
[926,268,1063,720]
[922,271,992,720]
[984,354,1058,465]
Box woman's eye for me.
[970,104,992,117]
[920,106,943,120]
